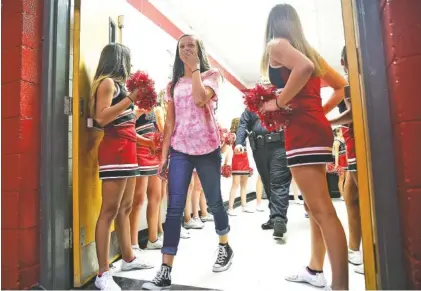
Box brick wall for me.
[1,0,43,289]
[380,0,421,288]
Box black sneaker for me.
[142,264,171,290]
[273,218,287,239]
[261,219,274,230]
[212,244,234,272]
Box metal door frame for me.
[354,0,407,289]
[40,0,73,289]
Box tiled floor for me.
[107,199,366,291]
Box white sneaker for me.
[95,271,121,291]
[285,267,327,287]
[147,239,163,250]
[348,249,363,265]
[180,227,191,239]
[158,232,164,241]
[121,255,154,271]
[227,208,237,216]
[132,245,144,256]
[355,264,365,274]
[200,213,214,222]
[256,204,265,212]
[184,217,204,229]
[242,206,255,213]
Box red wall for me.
[1,0,43,289]
[380,0,421,288]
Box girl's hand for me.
[260,99,278,114]
[181,49,200,71]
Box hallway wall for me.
[380,0,421,288]
[1,0,43,289]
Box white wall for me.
[120,3,257,231]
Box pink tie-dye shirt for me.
[165,68,221,155]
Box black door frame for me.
[354,0,407,289]
[40,0,73,289]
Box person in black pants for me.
[235,108,292,238]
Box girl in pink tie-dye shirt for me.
[143,35,233,290]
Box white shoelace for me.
[216,246,228,264]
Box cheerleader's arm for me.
[154,106,165,133]
[161,100,175,161]
[136,134,153,148]
[320,58,348,114]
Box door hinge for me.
[64,96,73,115]
[64,228,73,249]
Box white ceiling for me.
[150,0,346,87]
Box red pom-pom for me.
[126,71,158,111]
[224,132,236,146]
[326,163,336,173]
[326,163,345,175]
[149,132,163,157]
[242,85,294,131]
[221,164,232,178]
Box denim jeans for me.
[162,147,230,255]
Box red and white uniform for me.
[231,144,251,175]
[135,111,160,176]
[96,82,139,179]
[269,66,333,167]
[336,137,348,168]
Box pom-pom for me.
[242,85,294,131]
[149,132,163,157]
[224,132,236,146]
[126,71,158,111]
[249,167,254,177]
[326,163,345,175]
[221,164,232,178]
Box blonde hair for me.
[230,118,240,133]
[260,4,324,78]
[89,43,131,119]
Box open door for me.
[341,0,379,289]
[71,0,125,286]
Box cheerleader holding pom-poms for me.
[226,118,254,215]
[90,44,153,291]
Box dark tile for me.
[78,275,221,290]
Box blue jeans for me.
[162,148,230,255]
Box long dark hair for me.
[169,34,211,98]
[89,43,131,118]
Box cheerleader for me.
[332,127,347,198]
[328,46,363,274]
[129,104,164,252]
[227,117,254,215]
[89,44,153,291]
[260,5,348,290]
[142,35,233,290]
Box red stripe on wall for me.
[126,0,247,90]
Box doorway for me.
[63,0,406,289]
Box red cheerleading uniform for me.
[135,111,160,176]
[269,66,333,167]
[231,144,251,175]
[96,82,139,179]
